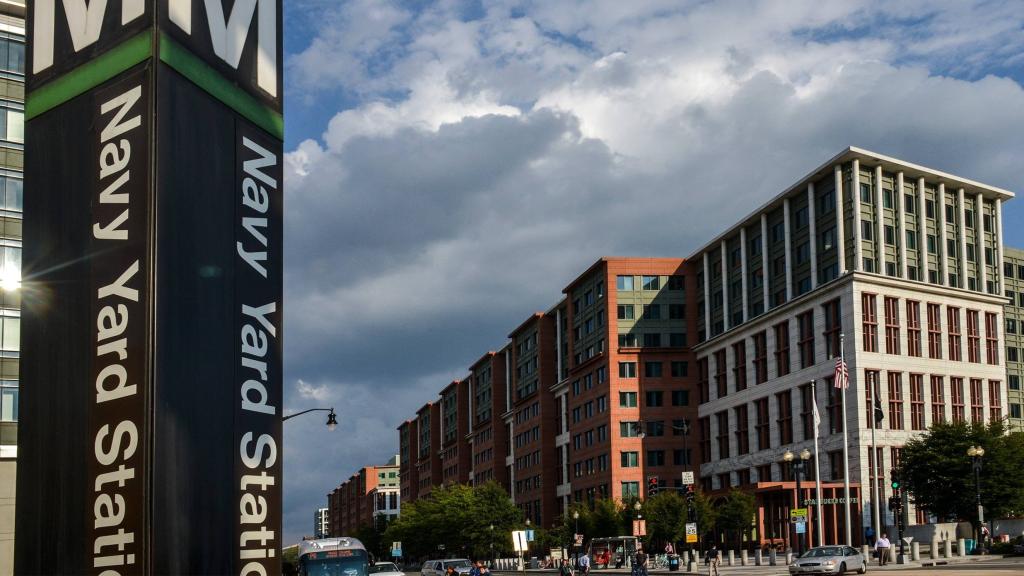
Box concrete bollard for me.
[958,538,967,557]
[769,549,777,566]
[785,551,793,565]
[931,539,939,560]
[754,549,762,566]
[911,541,920,561]
[740,549,748,566]
[727,550,734,566]
[944,539,952,559]
[862,545,871,561]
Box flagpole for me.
[812,379,824,546]
[841,333,852,546]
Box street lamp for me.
[489,524,495,567]
[967,445,985,552]
[282,407,338,431]
[784,448,812,555]
[573,511,580,567]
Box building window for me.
[617,304,634,320]
[884,297,901,355]
[668,275,685,290]
[909,374,925,430]
[927,303,942,359]
[862,293,878,353]
[617,276,634,290]
[619,362,637,378]
[699,417,711,465]
[799,383,814,440]
[620,421,640,437]
[671,361,688,377]
[644,361,663,377]
[865,370,881,429]
[715,349,727,398]
[642,333,662,347]
[621,481,639,499]
[970,379,984,422]
[619,333,637,347]
[716,411,730,459]
[776,390,793,445]
[645,391,663,407]
[734,405,750,455]
[698,358,709,404]
[774,321,790,377]
[988,380,1002,421]
[951,377,965,423]
[966,310,980,363]
[620,452,639,468]
[798,310,815,368]
[642,304,660,320]
[642,275,661,290]
[930,375,945,424]
[619,392,637,407]
[904,301,921,357]
[752,331,768,384]
[755,398,770,450]
[888,372,904,430]
[827,379,843,434]
[985,313,998,365]
[822,299,841,358]
[671,390,689,406]
[733,341,747,392]
[647,450,665,466]
[948,307,962,361]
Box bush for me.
[988,542,1015,555]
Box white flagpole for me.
[812,379,824,546]
[841,333,852,546]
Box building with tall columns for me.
[1002,246,1024,431]
[692,147,1011,547]
[392,146,1013,549]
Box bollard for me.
[740,550,748,566]
[769,549,777,566]
[861,545,871,562]
[911,541,920,561]
[754,549,762,566]
[931,539,939,560]
[958,538,967,558]
[944,539,952,559]
[727,550,734,566]
[785,551,793,565]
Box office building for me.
[439,379,471,485]
[468,350,509,487]
[327,457,401,537]
[0,1,23,572]
[1002,246,1024,431]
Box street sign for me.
[685,522,697,543]
[393,542,402,552]
[633,519,647,536]
[574,533,584,546]
[392,549,402,557]
[681,471,695,486]
[795,522,806,534]
[526,529,535,542]
[803,497,859,505]
[790,508,808,524]
[512,531,529,552]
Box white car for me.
[369,562,405,576]
[789,546,867,575]
[421,559,473,576]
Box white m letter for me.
[33,0,145,74]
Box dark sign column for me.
[17,2,283,575]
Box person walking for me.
[559,558,574,576]
[578,552,591,576]
[633,546,648,576]
[874,532,892,566]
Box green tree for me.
[642,492,687,547]
[902,421,1024,528]
[590,498,625,538]
[715,490,756,550]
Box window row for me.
[617,275,685,291]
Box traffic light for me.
[890,470,901,491]
[647,476,659,497]
[873,397,885,425]
[888,495,900,511]
[685,484,695,502]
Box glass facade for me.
[0,17,21,446]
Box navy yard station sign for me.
[16,2,283,575]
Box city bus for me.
[298,537,370,576]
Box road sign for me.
[393,542,402,552]
[685,522,697,543]
[790,508,808,524]
[574,533,584,546]
[633,519,647,536]
[392,549,402,557]
[795,522,806,534]
[681,471,695,485]
[526,529,535,542]
[512,531,529,552]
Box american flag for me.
[834,357,849,389]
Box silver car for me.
[789,546,867,575]
[420,559,473,576]
[369,562,405,576]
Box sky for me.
[277,0,1024,543]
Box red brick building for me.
[468,350,509,487]
[327,458,401,537]
[440,379,472,485]
[398,419,419,503]
[416,403,442,498]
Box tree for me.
[715,490,755,550]
[642,492,687,547]
[902,421,1024,527]
[590,498,625,538]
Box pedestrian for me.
[633,546,648,576]
[578,552,591,576]
[874,532,891,566]
[446,565,458,576]
[559,558,574,576]
[708,546,720,576]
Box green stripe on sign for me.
[159,33,283,140]
[26,31,153,120]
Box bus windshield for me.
[300,549,369,576]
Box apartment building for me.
[416,403,442,498]
[468,350,509,487]
[555,259,698,513]
[327,457,401,537]
[398,419,420,503]
[440,379,472,485]
[1003,246,1024,431]
[0,2,23,572]
[692,147,1010,548]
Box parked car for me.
[369,562,405,576]
[789,546,867,575]
[420,559,473,576]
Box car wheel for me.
[839,562,846,574]
[857,562,867,574]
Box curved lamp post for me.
[282,407,338,431]
[784,448,811,555]
[967,445,985,552]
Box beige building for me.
[1002,246,1024,431]
[693,147,1012,547]
[0,1,23,573]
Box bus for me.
[298,537,370,576]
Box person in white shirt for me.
[874,533,892,565]
[578,553,590,576]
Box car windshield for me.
[444,560,472,569]
[301,550,369,576]
[800,547,844,558]
[369,564,398,573]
